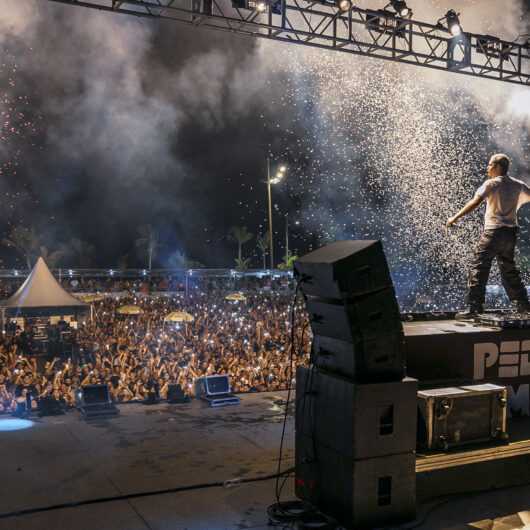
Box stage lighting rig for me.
[232,0,281,13]
[254,0,267,11]
[366,8,409,38]
[438,9,462,36]
[336,0,352,12]
[476,35,513,60]
[387,0,410,17]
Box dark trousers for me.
[467,226,528,308]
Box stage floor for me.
[2,392,530,530]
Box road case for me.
[417,383,508,451]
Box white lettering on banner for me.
[473,341,530,380]
[473,341,530,416]
[474,343,499,380]
[521,354,530,377]
[507,384,530,416]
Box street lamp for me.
[267,157,287,270]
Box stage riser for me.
[404,322,530,415]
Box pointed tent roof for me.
[2,257,88,316]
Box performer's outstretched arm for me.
[446,195,484,227]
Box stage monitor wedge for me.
[294,240,393,300]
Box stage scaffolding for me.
[47,0,530,86]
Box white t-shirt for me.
[474,175,530,229]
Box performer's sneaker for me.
[516,301,530,313]
[455,306,483,321]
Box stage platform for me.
[404,318,530,415]
[4,392,530,529]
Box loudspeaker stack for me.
[293,241,417,529]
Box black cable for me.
[273,280,314,523]
[0,467,294,520]
[274,281,300,504]
[395,498,453,530]
[277,319,309,502]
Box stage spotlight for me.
[336,0,352,12]
[255,1,267,12]
[445,9,461,36]
[390,0,410,17]
[366,9,408,37]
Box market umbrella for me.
[164,311,194,323]
[77,294,105,303]
[225,292,247,302]
[116,304,144,315]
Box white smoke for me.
[0,0,528,289]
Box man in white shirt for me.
[447,153,530,319]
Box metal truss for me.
[47,0,530,86]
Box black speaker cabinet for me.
[295,434,416,529]
[312,334,405,382]
[306,287,402,343]
[296,367,417,459]
[294,240,393,300]
[82,384,111,404]
[167,384,191,404]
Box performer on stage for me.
[447,153,530,319]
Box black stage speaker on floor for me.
[295,367,417,459]
[295,367,417,529]
[79,384,119,419]
[167,384,191,404]
[82,384,111,404]
[38,396,65,417]
[295,435,416,529]
[293,241,416,528]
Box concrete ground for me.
[1,392,530,530]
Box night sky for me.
[1,1,530,292]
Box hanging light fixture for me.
[390,0,410,17]
[445,9,462,36]
[336,0,352,12]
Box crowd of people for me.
[0,279,310,415]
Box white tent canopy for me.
[2,257,88,317]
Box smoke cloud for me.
[0,0,529,311]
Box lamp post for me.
[266,157,287,271]
[285,212,289,263]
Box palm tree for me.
[68,237,95,267]
[256,232,269,270]
[2,225,40,269]
[278,251,298,270]
[229,226,253,264]
[135,225,163,270]
[235,257,251,271]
